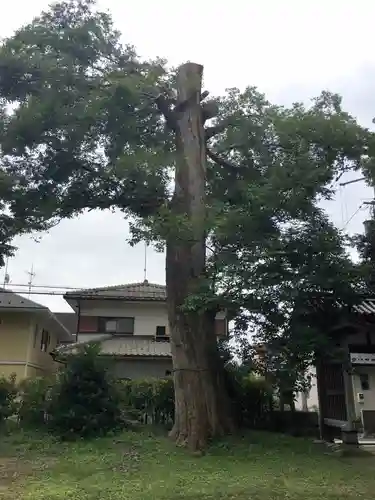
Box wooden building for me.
[312,296,375,443]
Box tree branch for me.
[173,89,210,114]
[140,90,177,131]
[155,95,177,131]
[205,117,233,140]
[206,148,241,172]
[200,90,209,101]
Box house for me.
[55,280,228,379]
[0,288,73,380]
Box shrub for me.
[239,374,274,427]
[224,366,273,427]
[119,377,174,426]
[0,374,17,426]
[119,372,273,429]
[47,343,123,439]
[18,376,51,428]
[267,410,319,437]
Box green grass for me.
[0,428,374,499]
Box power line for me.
[1,288,67,296]
[339,177,366,187]
[2,283,78,290]
[341,203,364,230]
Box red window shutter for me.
[215,319,227,337]
[79,316,98,333]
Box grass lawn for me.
[0,428,374,500]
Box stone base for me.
[341,429,359,445]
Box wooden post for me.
[342,349,359,445]
[315,358,328,440]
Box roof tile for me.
[65,281,166,301]
[55,335,171,358]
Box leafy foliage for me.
[119,377,174,426]
[0,373,17,425]
[1,0,375,429]
[17,376,52,428]
[205,89,371,395]
[0,0,171,231]
[48,343,123,439]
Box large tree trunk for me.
[166,62,234,450]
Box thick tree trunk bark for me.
[166,62,234,450]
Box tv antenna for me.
[143,241,148,283]
[3,256,10,288]
[26,264,36,298]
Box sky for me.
[0,0,374,311]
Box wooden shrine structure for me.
[311,295,375,443]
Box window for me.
[99,317,134,335]
[78,316,99,333]
[360,373,370,391]
[156,326,166,337]
[40,329,50,352]
[33,324,39,348]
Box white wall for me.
[295,367,319,411]
[351,365,375,418]
[78,300,169,340]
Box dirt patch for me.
[0,455,58,494]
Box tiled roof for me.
[55,336,171,358]
[353,299,375,314]
[0,288,47,310]
[101,337,171,357]
[309,296,375,315]
[64,280,166,302]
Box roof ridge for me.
[69,281,166,294]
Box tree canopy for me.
[1,0,375,442]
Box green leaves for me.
[0,0,172,233]
[48,343,123,439]
[0,1,373,393]
[205,87,371,396]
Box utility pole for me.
[362,180,375,290]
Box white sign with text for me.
[350,353,375,365]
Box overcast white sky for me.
[0,0,374,311]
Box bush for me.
[266,410,319,437]
[224,366,273,427]
[239,375,274,427]
[47,343,123,440]
[0,374,17,426]
[119,377,174,426]
[17,376,51,428]
[118,372,273,430]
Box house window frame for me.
[40,329,50,352]
[99,317,135,335]
[155,325,167,337]
[33,324,39,348]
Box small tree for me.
[48,343,122,439]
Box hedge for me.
[0,371,318,438]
